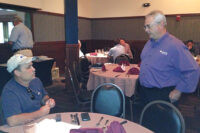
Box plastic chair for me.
[139,100,185,133]
[91,83,125,118]
[115,54,130,64]
[68,68,92,106]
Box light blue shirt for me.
[9,23,33,50]
[139,32,200,93]
[108,44,125,61]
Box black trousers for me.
[132,81,176,123]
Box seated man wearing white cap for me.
[1,54,55,126]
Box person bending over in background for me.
[118,38,134,61]
[2,54,55,126]
[108,40,126,62]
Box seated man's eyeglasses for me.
[27,87,35,100]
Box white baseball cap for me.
[7,54,35,73]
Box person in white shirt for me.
[78,40,84,57]
[108,42,125,62]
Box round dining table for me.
[85,53,109,65]
[87,63,139,97]
[0,112,153,133]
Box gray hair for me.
[13,16,23,23]
[146,10,167,27]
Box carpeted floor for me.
[46,77,200,133]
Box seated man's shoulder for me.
[30,77,42,84]
[2,78,16,91]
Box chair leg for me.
[130,99,133,121]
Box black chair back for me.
[139,100,185,133]
[115,54,130,64]
[91,83,125,118]
[73,59,89,90]
[68,68,91,105]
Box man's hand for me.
[169,89,182,103]
[45,98,56,108]
[40,104,51,116]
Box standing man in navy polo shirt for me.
[2,54,55,126]
[8,16,34,57]
[133,10,200,121]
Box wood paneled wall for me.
[30,11,200,75]
[33,41,66,74]
[81,40,147,64]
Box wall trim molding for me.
[35,10,64,17]
[34,41,65,45]
[35,10,200,20]
[0,2,41,11]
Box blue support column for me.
[64,0,78,44]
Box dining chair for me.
[90,83,125,118]
[115,54,130,64]
[72,60,89,90]
[129,77,140,121]
[139,100,185,133]
[68,68,92,106]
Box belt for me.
[13,48,32,53]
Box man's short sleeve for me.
[9,27,19,42]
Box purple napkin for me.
[106,121,127,133]
[119,61,130,66]
[113,66,125,72]
[127,67,139,75]
[70,128,103,133]
[90,53,97,56]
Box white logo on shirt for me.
[160,50,168,55]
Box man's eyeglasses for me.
[27,87,35,100]
[144,21,156,30]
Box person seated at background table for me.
[108,40,125,62]
[78,40,84,58]
[1,54,55,126]
[118,38,134,60]
[186,40,199,56]
[133,10,200,122]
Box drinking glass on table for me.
[102,49,104,54]
[95,49,98,53]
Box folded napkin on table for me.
[34,118,80,133]
[127,67,140,75]
[102,64,107,71]
[118,61,130,66]
[106,121,126,133]
[70,128,103,133]
[113,65,125,72]
[90,53,97,56]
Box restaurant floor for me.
[46,77,200,133]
